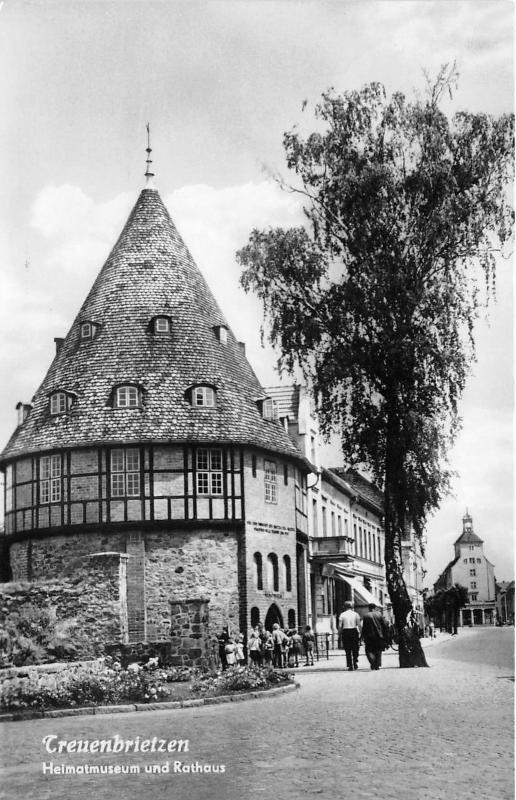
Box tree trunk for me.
[384,421,429,668]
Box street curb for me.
[0,681,299,723]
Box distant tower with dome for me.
[434,511,496,626]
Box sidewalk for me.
[285,630,454,673]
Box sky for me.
[0,0,513,586]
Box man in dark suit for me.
[361,603,390,670]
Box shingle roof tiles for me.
[454,530,484,545]
[1,189,304,464]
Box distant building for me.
[434,512,496,625]
[495,580,514,625]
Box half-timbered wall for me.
[3,444,244,534]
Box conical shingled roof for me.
[1,188,305,464]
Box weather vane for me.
[145,123,155,181]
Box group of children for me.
[218,624,316,669]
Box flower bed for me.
[0,658,294,713]
[190,665,292,697]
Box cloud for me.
[164,181,304,361]
[31,184,134,249]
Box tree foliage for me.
[425,584,469,633]
[237,69,513,665]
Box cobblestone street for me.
[1,627,513,800]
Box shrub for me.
[190,665,293,696]
[0,657,193,712]
[0,660,294,712]
[0,604,95,667]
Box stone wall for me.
[168,598,211,667]
[0,552,127,663]
[144,528,240,641]
[9,531,126,582]
[0,659,105,694]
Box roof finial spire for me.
[145,123,155,189]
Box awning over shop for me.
[330,564,383,608]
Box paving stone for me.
[0,629,512,800]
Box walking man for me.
[338,600,361,671]
[361,602,390,670]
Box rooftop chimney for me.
[16,402,32,426]
[54,337,65,354]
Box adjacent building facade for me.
[495,580,514,625]
[434,512,496,626]
[265,385,425,634]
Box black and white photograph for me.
[0,2,513,799]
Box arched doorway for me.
[264,603,284,631]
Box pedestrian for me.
[235,633,245,665]
[217,625,230,671]
[428,620,435,639]
[338,600,361,671]
[225,637,236,667]
[290,629,303,667]
[272,623,288,668]
[302,624,315,666]
[248,626,263,667]
[262,630,274,666]
[361,602,390,670]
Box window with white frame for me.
[196,448,223,495]
[154,316,170,334]
[214,325,228,343]
[80,321,99,340]
[470,592,478,601]
[193,386,216,407]
[262,398,278,420]
[50,392,71,415]
[470,581,477,589]
[115,386,140,408]
[470,569,476,576]
[110,448,140,497]
[264,460,277,503]
[40,454,61,504]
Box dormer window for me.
[153,316,171,334]
[213,325,228,344]
[262,398,278,421]
[114,385,141,408]
[49,391,74,415]
[192,386,216,407]
[80,321,100,340]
